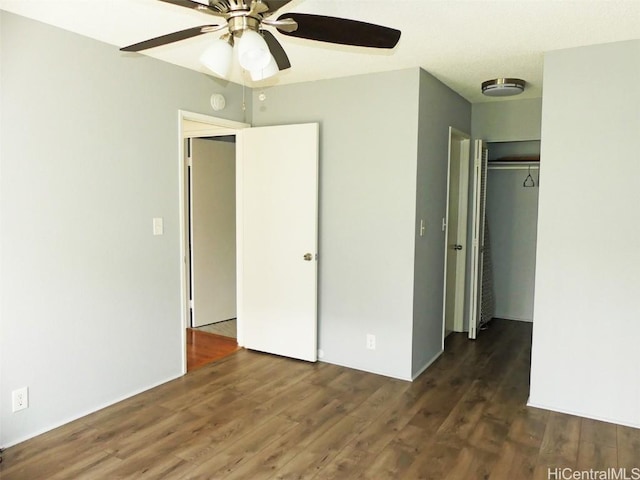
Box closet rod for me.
[488,163,540,171]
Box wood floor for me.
[2,319,639,479]
[187,328,240,372]
[195,319,237,339]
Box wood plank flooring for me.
[187,328,240,372]
[2,319,639,479]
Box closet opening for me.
[480,139,541,332]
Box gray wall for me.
[472,98,543,142]
[529,40,640,427]
[411,70,471,377]
[0,12,247,446]
[486,168,539,321]
[251,69,420,380]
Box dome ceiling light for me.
[481,78,526,97]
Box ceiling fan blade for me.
[262,30,291,70]
[276,13,401,49]
[120,25,220,52]
[157,0,225,17]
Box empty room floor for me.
[2,319,639,479]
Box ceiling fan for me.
[121,0,401,81]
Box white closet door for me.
[469,139,488,339]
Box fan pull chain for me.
[242,75,246,112]
[241,71,248,124]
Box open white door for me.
[469,139,488,339]
[443,129,470,338]
[238,123,319,362]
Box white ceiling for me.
[2,0,639,103]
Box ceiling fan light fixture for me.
[250,54,279,81]
[121,2,403,83]
[236,29,271,71]
[481,78,526,97]
[200,36,233,78]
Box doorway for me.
[186,136,240,371]
[469,139,541,339]
[485,141,540,323]
[189,136,237,330]
[442,128,471,340]
[177,112,320,373]
[178,111,249,373]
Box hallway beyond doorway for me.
[186,328,240,371]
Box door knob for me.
[453,244,463,251]
[303,253,313,261]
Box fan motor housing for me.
[228,13,262,35]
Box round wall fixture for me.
[481,78,525,97]
[210,93,226,111]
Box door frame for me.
[441,127,471,347]
[178,110,249,374]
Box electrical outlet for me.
[12,387,29,412]
[366,334,376,350]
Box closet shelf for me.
[493,155,540,162]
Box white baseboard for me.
[318,357,412,382]
[526,398,640,429]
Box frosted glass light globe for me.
[250,54,278,81]
[200,38,233,78]
[237,30,271,71]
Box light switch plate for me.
[153,217,163,236]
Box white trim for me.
[411,349,444,381]
[179,110,249,130]
[235,130,245,347]
[526,399,640,430]
[442,129,453,349]
[318,358,413,382]
[177,110,250,374]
